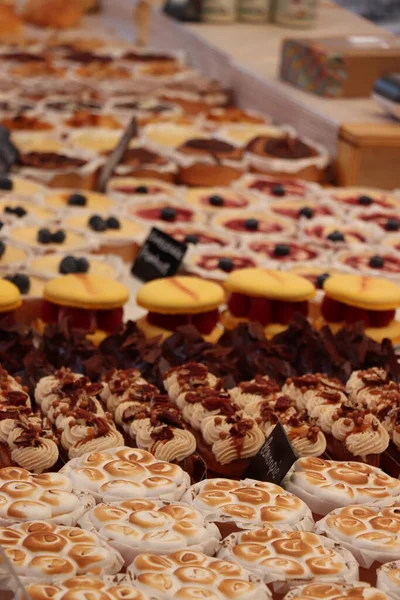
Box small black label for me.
[132,227,187,282]
[245,421,297,484]
[0,126,19,174]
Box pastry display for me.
[222,267,316,337]
[136,276,225,342]
[128,550,272,600]
[320,273,400,343]
[284,458,400,516]
[181,478,314,536]
[60,446,191,503]
[78,498,221,564]
[40,274,129,344]
[377,561,400,597]
[218,528,359,592]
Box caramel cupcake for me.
[78,499,221,564]
[181,478,314,537]
[128,550,272,600]
[164,363,221,402]
[0,467,95,526]
[218,528,359,592]
[230,375,280,409]
[316,504,400,569]
[64,211,145,262]
[282,374,347,412]
[0,520,123,585]
[60,446,191,503]
[246,131,329,182]
[284,457,400,516]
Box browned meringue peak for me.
[163,362,222,401]
[182,478,314,531]
[128,550,272,600]
[377,560,400,597]
[316,504,400,568]
[0,466,95,526]
[78,498,221,564]
[18,575,152,600]
[284,583,390,600]
[60,446,191,504]
[0,520,123,584]
[282,374,346,411]
[217,528,359,592]
[284,457,400,516]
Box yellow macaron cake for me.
[40,274,129,344]
[136,275,225,342]
[222,267,316,337]
[0,278,22,321]
[320,273,400,343]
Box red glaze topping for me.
[334,194,395,209]
[228,292,308,325]
[272,204,332,220]
[307,225,366,243]
[343,254,400,274]
[223,218,283,234]
[199,195,248,209]
[168,228,228,246]
[197,255,256,271]
[249,241,320,262]
[113,185,164,194]
[249,178,306,197]
[135,207,194,222]
[147,309,219,335]
[357,211,399,230]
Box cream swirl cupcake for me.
[182,478,314,533]
[164,363,220,402]
[331,411,389,461]
[282,374,346,411]
[78,499,221,564]
[230,375,280,409]
[101,368,152,412]
[217,528,359,592]
[0,520,123,585]
[284,457,400,516]
[128,550,272,600]
[60,447,191,503]
[129,418,196,463]
[200,415,265,465]
[316,504,400,568]
[0,467,95,526]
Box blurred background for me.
[336,0,400,32]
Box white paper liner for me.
[77,499,221,565]
[246,133,330,175]
[183,245,262,281]
[217,529,359,593]
[376,560,400,596]
[181,478,315,532]
[283,460,400,517]
[28,252,125,281]
[298,216,383,247]
[283,583,389,600]
[316,505,400,568]
[59,446,191,504]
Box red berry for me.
[227,293,251,318]
[97,307,124,332]
[368,309,396,328]
[344,305,370,326]
[248,297,272,326]
[41,300,59,323]
[192,309,219,335]
[148,312,191,331]
[58,307,97,330]
[321,297,347,322]
[271,300,308,324]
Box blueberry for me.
[67,193,87,207]
[160,207,176,221]
[0,177,12,191]
[209,195,224,207]
[4,273,30,295]
[52,230,66,244]
[106,216,120,229]
[273,244,291,257]
[88,215,107,232]
[0,241,5,259]
[327,230,345,242]
[385,218,400,232]
[298,206,314,219]
[59,256,78,274]
[244,218,259,231]
[369,255,384,269]
[316,272,330,289]
[271,184,285,197]
[4,206,27,218]
[184,234,199,245]
[358,195,373,206]
[135,185,148,194]
[218,258,234,272]
[76,257,89,273]
[37,228,52,244]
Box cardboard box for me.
[280,35,400,98]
